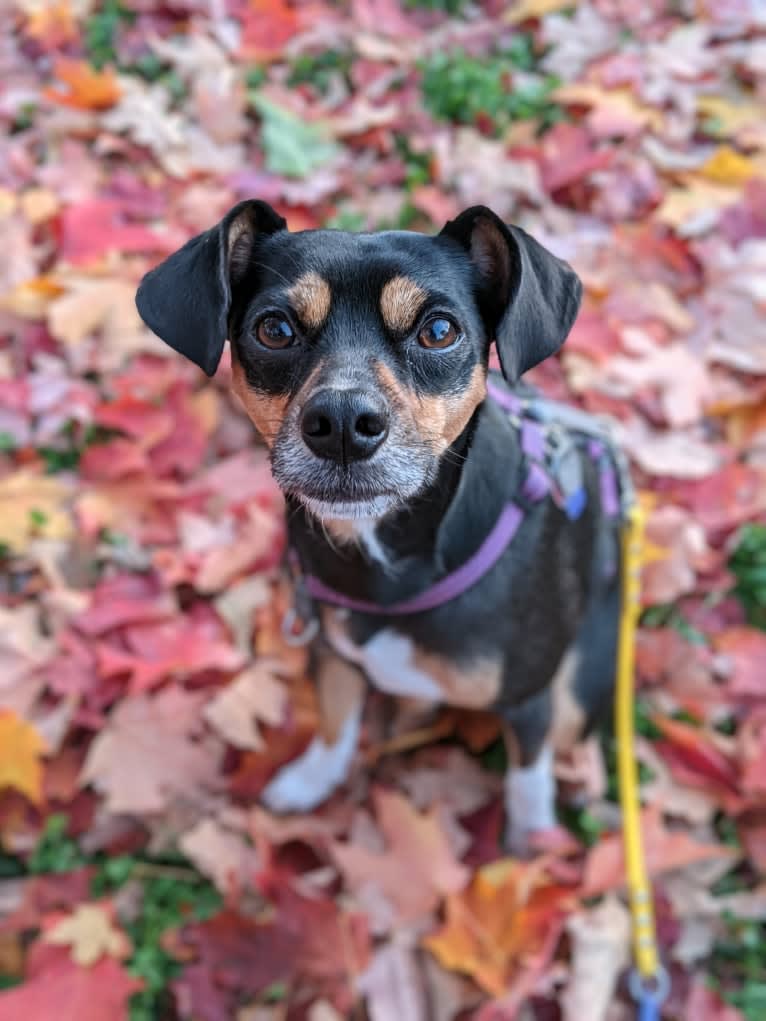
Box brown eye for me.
[418,317,459,350]
[256,315,295,350]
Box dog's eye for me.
[417,317,459,350]
[256,315,295,350]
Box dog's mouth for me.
[296,492,400,520]
[271,440,437,522]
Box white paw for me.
[504,745,557,855]
[261,708,361,813]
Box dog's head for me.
[136,201,581,521]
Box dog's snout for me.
[300,389,389,463]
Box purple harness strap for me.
[295,382,623,618]
[303,502,524,615]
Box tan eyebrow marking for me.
[287,271,332,330]
[379,275,427,333]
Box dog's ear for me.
[440,205,582,382]
[135,199,287,376]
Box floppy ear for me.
[135,199,287,376]
[440,205,582,382]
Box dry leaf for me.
[332,788,470,924]
[179,818,260,894]
[0,471,73,552]
[0,711,47,805]
[44,59,121,110]
[44,903,129,966]
[80,688,221,815]
[204,661,288,751]
[561,897,630,1021]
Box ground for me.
[0,2,765,1020]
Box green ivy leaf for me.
[252,94,339,179]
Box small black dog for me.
[136,200,620,850]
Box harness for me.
[283,377,668,1019]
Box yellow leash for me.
[616,501,668,1017]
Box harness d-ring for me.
[281,606,319,647]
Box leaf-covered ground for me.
[1,2,765,1019]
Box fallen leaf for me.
[698,146,764,187]
[44,59,121,110]
[0,947,142,1021]
[714,628,766,698]
[204,661,288,751]
[179,818,261,895]
[80,688,222,815]
[358,943,428,1021]
[44,903,129,966]
[0,471,73,552]
[425,858,573,997]
[583,806,738,897]
[332,788,470,924]
[0,711,47,805]
[560,897,630,1021]
[505,0,576,23]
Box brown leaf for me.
[331,788,469,924]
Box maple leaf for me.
[582,806,739,897]
[48,277,163,368]
[240,0,301,62]
[714,628,766,698]
[43,903,130,966]
[179,818,261,895]
[0,470,73,552]
[425,858,574,997]
[0,946,142,1021]
[80,687,222,815]
[44,59,122,110]
[331,788,469,924]
[0,711,47,805]
[560,897,630,1021]
[204,661,288,751]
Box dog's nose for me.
[300,389,389,463]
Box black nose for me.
[300,389,390,463]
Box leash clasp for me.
[282,548,320,646]
[629,966,670,1021]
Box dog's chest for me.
[322,607,501,708]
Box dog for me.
[136,200,621,852]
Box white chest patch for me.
[325,618,442,702]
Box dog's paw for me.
[261,708,361,814]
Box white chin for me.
[300,494,396,520]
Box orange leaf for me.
[425,858,573,996]
[44,60,121,111]
[0,711,47,805]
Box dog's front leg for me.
[261,649,366,813]
[504,739,557,857]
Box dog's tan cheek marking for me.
[417,364,487,453]
[230,354,289,448]
[549,648,585,752]
[380,276,428,333]
[288,271,332,330]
